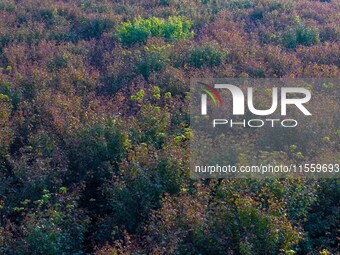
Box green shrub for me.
[188,42,227,68]
[283,29,298,49]
[17,191,88,255]
[67,122,124,182]
[136,44,171,80]
[296,24,320,46]
[162,16,194,41]
[283,24,319,48]
[115,16,194,46]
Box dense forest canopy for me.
[0,0,339,254]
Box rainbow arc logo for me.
[198,82,222,107]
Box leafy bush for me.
[283,24,320,48]
[296,24,320,46]
[115,16,194,46]
[103,87,187,235]
[188,42,227,68]
[3,190,89,255]
[67,122,124,184]
[135,43,171,80]
[162,16,194,41]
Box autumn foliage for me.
[0,0,339,254]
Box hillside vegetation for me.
[0,0,339,254]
